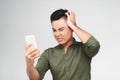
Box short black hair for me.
[50,9,68,22]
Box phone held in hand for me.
[25,35,37,48]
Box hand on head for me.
[65,11,76,27]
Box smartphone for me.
[25,35,37,48]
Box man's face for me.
[51,18,73,45]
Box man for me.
[24,9,100,80]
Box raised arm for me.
[65,11,91,43]
[24,44,40,80]
[66,11,100,58]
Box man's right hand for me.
[24,44,40,66]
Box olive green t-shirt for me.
[36,36,100,80]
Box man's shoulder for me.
[43,45,58,53]
[73,41,83,47]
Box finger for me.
[29,48,40,58]
[29,50,40,60]
[65,12,70,16]
[24,44,32,56]
[26,44,38,55]
[67,11,75,16]
[30,49,40,57]
[24,45,37,57]
[24,46,33,56]
[35,52,40,58]
[66,10,72,15]
[65,11,73,19]
[24,44,32,52]
[30,48,39,53]
[32,53,40,60]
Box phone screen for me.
[25,35,37,48]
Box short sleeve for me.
[83,36,100,58]
[35,49,50,80]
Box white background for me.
[0,0,120,80]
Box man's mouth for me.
[57,38,63,42]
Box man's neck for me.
[63,38,74,53]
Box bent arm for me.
[66,11,100,58]
[83,36,100,58]
[65,11,91,43]
[24,44,40,80]
[70,25,91,43]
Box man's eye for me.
[59,28,64,31]
[52,29,56,32]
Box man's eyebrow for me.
[59,27,65,29]
[52,28,55,30]
[52,27,65,30]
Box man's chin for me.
[58,42,64,45]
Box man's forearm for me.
[26,65,39,80]
[71,25,91,43]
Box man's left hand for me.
[65,11,76,29]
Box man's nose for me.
[56,32,60,37]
